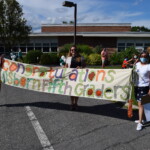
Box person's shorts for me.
[102,59,105,65]
[134,86,149,102]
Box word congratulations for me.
[1,59,132,101]
[2,59,116,83]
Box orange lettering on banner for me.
[32,67,40,76]
[2,59,10,71]
[20,77,26,87]
[96,70,106,81]
[49,68,54,81]
[9,62,18,72]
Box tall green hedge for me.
[109,46,139,65]
[40,53,59,65]
[88,53,101,65]
[40,53,51,65]
[23,50,43,64]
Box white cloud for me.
[17,0,149,32]
[133,0,144,5]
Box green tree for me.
[131,26,150,32]
[0,0,32,53]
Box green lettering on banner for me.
[74,83,84,96]
[7,72,13,85]
[58,80,66,94]
[25,65,33,76]
[1,71,7,83]
[32,79,41,90]
[1,59,132,102]
[105,70,116,83]
[13,73,20,86]
[120,86,131,100]
[104,87,113,99]
[78,70,85,82]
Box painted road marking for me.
[25,106,54,150]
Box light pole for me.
[62,1,77,45]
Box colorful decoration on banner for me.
[1,59,132,101]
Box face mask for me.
[140,58,148,63]
[134,56,137,59]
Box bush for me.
[109,52,124,65]
[88,53,101,65]
[77,44,93,55]
[23,50,43,64]
[92,45,102,54]
[59,44,93,56]
[109,46,139,65]
[59,43,72,56]
[40,53,51,65]
[122,46,139,59]
[81,53,89,65]
[49,53,59,65]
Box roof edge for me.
[41,23,131,27]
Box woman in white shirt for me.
[134,52,150,131]
[65,45,86,110]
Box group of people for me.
[122,54,139,69]
[60,48,109,69]
[59,46,150,131]
[0,45,149,131]
[10,48,22,61]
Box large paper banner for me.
[1,59,132,101]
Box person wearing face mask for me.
[127,54,139,68]
[134,52,150,131]
[65,45,86,110]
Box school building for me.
[0,23,150,54]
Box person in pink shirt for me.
[101,48,108,68]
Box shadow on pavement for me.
[0,101,138,121]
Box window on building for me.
[51,43,58,52]
[126,43,134,47]
[144,43,150,50]
[43,43,50,52]
[20,44,27,52]
[136,43,143,47]
[27,43,34,51]
[118,43,125,52]
[35,43,42,51]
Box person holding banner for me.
[65,45,86,110]
[134,52,150,131]
[127,54,139,68]
[0,54,4,89]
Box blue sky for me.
[18,0,150,32]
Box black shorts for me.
[134,86,149,102]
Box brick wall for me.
[42,26,131,32]
[58,36,117,56]
[58,36,117,47]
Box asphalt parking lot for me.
[0,83,150,150]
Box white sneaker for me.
[136,123,143,131]
[135,120,146,124]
